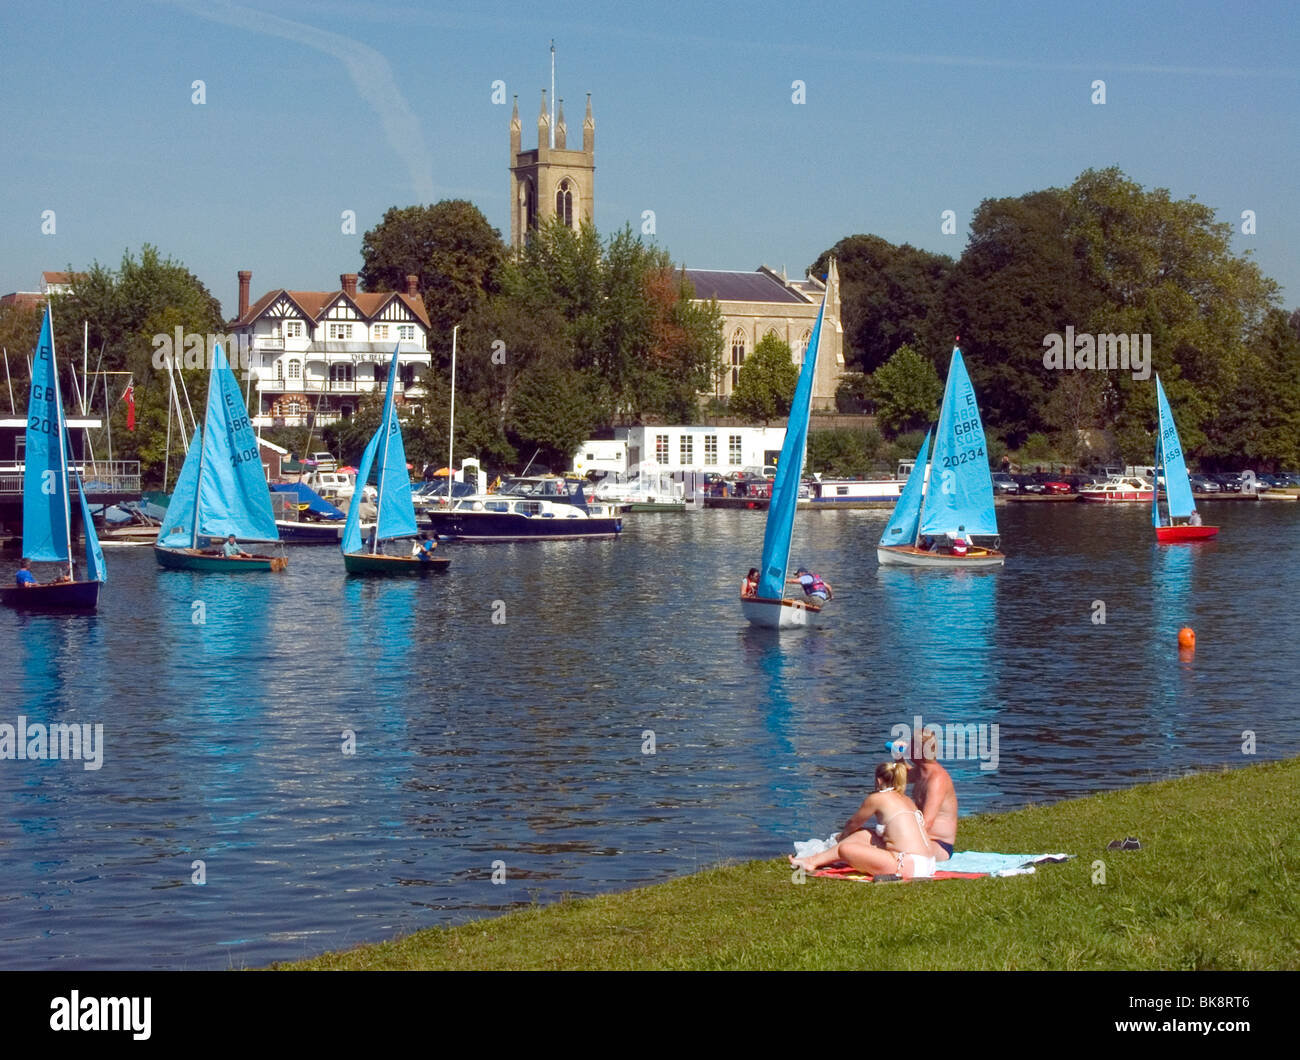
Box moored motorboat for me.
[427,482,622,541]
[1078,475,1153,502]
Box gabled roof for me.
[681,268,809,305]
[233,287,430,329]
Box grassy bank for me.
[279,758,1300,970]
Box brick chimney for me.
[341,273,358,297]
[238,270,251,319]
[405,274,419,297]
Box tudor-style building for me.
[230,271,432,428]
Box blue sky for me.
[2,0,1296,316]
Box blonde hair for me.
[875,761,908,794]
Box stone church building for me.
[508,85,844,410]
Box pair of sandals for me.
[1106,837,1142,850]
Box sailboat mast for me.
[448,325,458,504]
[191,365,211,550]
[47,308,75,580]
[913,439,932,548]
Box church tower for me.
[510,80,594,251]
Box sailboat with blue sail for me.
[1152,374,1217,543]
[877,345,1005,568]
[154,343,287,571]
[2,307,106,610]
[740,261,834,629]
[342,346,449,573]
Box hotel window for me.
[398,325,415,341]
[729,434,742,465]
[704,435,717,465]
[328,323,353,340]
[276,360,284,380]
[655,434,669,464]
[374,325,389,340]
[730,328,746,388]
[680,436,693,465]
[285,321,304,339]
[287,360,301,380]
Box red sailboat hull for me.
[1155,524,1219,543]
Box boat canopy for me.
[270,482,345,520]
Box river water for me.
[2,500,1297,969]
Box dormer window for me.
[328,323,353,340]
[285,321,304,339]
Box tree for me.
[57,246,226,486]
[359,201,505,338]
[0,301,42,411]
[806,427,884,477]
[869,344,942,435]
[729,333,798,424]
[810,235,954,374]
[507,355,600,470]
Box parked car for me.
[1211,473,1241,493]
[308,451,337,472]
[1041,480,1072,495]
[991,472,1019,495]
[1013,474,1045,494]
[1188,474,1220,493]
[1255,473,1283,490]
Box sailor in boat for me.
[740,567,759,599]
[1188,510,1203,526]
[15,558,37,588]
[950,535,969,558]
[412,533,438,562]
[222,534,251,559]
[789,567,833,604]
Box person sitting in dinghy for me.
[222,534,251,559]
[741,568,759,598]
[789,567,832,604]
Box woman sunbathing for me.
[789,761,937,879]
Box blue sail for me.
[919,348,998,538]
[340,430,380,555]
[1154,375,1195,525]
[879,430,932,545]
[158,429,203,548]
[372,347,418,542]
[196,345,279,542]
[756,293,826,600]
[22,310,73,565]
[64,417,106,581]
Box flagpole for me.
[550,40,556,149]
[448,325,458,504]
[82,320,89,416]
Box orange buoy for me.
[1178,627,1196,649]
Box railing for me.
[0,460,141,496]
[258,378,419,394]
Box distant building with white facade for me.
[573,425,787,477]
[230,270,432,428]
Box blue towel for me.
[938,851,1072,875]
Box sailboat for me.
[740,262,832,629]
[1152,375,1217,543]
[342,346,449,573]
[1,308,106,610]
[877,345,1005,568]
[154,343,287,571]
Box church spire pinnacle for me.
[555,98,567,149]
[582,92,594,155]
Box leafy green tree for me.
[359,201,505,338]
[507,355,600,470]
[55,246,226,486]
[729,333,798,424]
[810,235,954,374]
[0,301,42,412]
[834,371,871,413]
[1211,309,1300,470]
[869,344,942,435]
[806,427,884,477]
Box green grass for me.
[277,758,1300,970]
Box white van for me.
[309,451,338,472]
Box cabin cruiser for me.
[1078,475,1154,502]
[426,476,623,540]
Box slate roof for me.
[681,269,808,305]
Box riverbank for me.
[277,757,1300,971]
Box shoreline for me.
[275,756,1300,971]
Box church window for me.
[556,180,574,228]
[730,328,746,388]
[794,328,811,365]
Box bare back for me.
[911,760,957,845]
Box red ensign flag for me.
[123,383,136,431]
